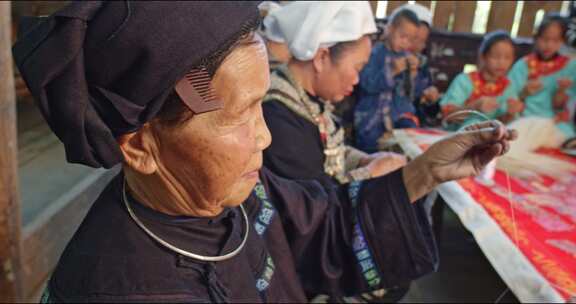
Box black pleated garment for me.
[45,167,437,303]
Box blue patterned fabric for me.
[354,42,415,152]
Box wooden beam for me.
[0,1,23,302]
[452,1,477,33]
[369,0,378,16]
[386,1,408,15]
[486,1,517,32]
[415,1,432,9]
[518,1,563,38]
[432,1,455,30]
[518,1,541,37]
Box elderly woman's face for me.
[149,34,272,213]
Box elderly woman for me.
[15,2,515,303]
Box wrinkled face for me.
[387,19,419,53]
[536,22,565,59]
[150,34,271,210]
[482,40,515,79]
[410,24,430,53]
[314,36,372,102]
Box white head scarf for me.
[390,3,433,26]
[263,1,377,61]
[258,1,282,15]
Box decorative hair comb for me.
[174,67,223,114]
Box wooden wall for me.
[376,0,564,37]
[0,2,23,302]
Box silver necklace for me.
[122,179,250,262]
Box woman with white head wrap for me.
[263,1,409,188]
[259,1,292,68]
[263,4,416,300]
[262,6,420,300]
[261,3,516,302]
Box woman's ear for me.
[118,125,158,175]
[312,47,331,73]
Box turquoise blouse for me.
[508,53,576,138]
[440,71,518,128]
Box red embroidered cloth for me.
[398,128,576,301]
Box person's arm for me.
[439,73,473,117]
[508,59,533,101]
[403,121,516,202]
[354,96,388,153]
[262,167,438,296]
[495,82,525,124]
[267,121,516,296]
[344,146,369,171]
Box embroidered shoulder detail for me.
[525,53,570,78]
[464,71,510,106]
[264,65,319,124]
[264,65,350,183]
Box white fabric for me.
[497,117,576,179]
[393,129,564,303]
[258,1,282,15]
[263,1,377,61]
[390,3,433,26]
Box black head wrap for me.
[13,1,260,168]
[479,30,514,56]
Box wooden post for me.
[452,1,477,33]
[415,1,432,9]
[386,1,408,15]
[432,1,455,30]
[486,1,517,32]
[369,0,378,16]
[0,1,23,302]
[518,1,563,38]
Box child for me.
[402,4,441,127]
[508,13,576,141]
[440,31,522,128]
[354,9,421,152]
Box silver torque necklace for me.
[122,179,250,262]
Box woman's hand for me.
[361,152,408,178]
[473,96,500,113]
[406,54,420,72]
[506,98,525,115]
[392,57,408,76]
[557,77,572,91]
[522,78,543,97]
[422,86,440,103]
[402,121,517,202]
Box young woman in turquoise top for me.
[441,31,523,128]
[508,14,576,140]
